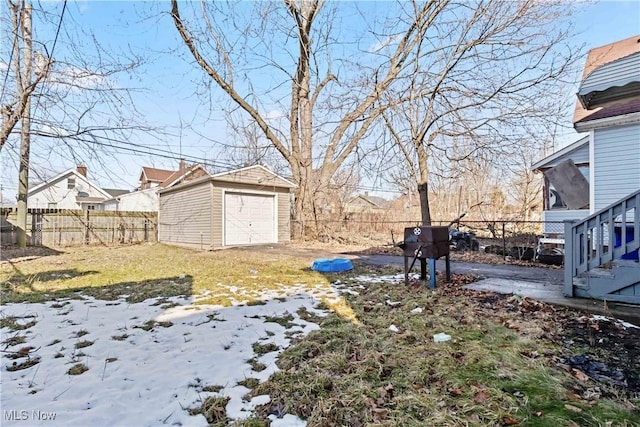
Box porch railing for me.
[564,189,640,296]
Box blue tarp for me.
[311,258,353,272]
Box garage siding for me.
[211,187,223,248]
[277,191,291,243]
[159,182,212,248]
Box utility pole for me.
[16,1,33,248]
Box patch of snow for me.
[410,307,423,314]
[433,332,451,342]
[385,300,401,307]
[269,413,307,426]
[592,314,639,329]
[388,324,400,333]
[1,291,327,426]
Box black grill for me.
[398,226,451,287]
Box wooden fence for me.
[0,208,157,247]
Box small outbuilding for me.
[158,165,296,249]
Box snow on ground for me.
[1,290,330,426]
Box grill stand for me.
[399,226,452,288]
[403,245,451,288]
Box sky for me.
[0,0,639,203]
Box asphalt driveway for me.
[353,254,564,285]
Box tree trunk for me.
[418,182,431,226]
[16,1,33,248]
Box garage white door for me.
[224,192,276,245]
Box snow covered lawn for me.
[1,289,333,426]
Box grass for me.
[2,243,637,425]
[1,243,331,306]
[67,363,88,375]
[249,273,640,426]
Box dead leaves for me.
[473,389,490,404]
[502,415,519,425]
[364,383,394,422]
[564,404,583,413]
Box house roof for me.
[140,167,174,183]
[139,164,208,188]
[578,53,640,104]
[575,98,640,124]
[159,165,297,195]
[531,136,589,171]
[210,165,297,188]
[348,193,389,208]
[160,164,207,188]
[574,35,640,124]
[28,169,112,199]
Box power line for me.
[0,29,16,106]
[29,0,67,123]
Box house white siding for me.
[158,182,212,249]
[28,173,107,209]
[593,123,640,211]
[103,189,158,212]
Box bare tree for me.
[10,0,37,247]
[0,1,50,153]
[1,0,152,246]
[378,0,579,225]
[170,0,454,233]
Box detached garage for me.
[158,165,296,249]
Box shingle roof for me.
[574,35,640,124]
[575,98,640,123]
[141,167,174,182]
[159,165,204,188]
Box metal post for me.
[502,222,506,259]
[563,220,575,297]
[428,258,437,289]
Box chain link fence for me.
[291,216,566,261]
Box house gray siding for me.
[579,52,640,95]
[541,143,590,169]
[556,144,589,167]
[159,181,212,249]
[593,123,640,211]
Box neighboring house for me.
[158,165,296,249]
[27,165,116,210]
[532,136,590,235]
[534,35,640,304]
[103,162,208,212]
[344,192,389,215]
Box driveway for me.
[352,254,564,285]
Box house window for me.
[86,205,96,210]
[67,177,76,189]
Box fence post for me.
[563,220,575,297]
[502,222,506,260]
[85,210,90,245]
